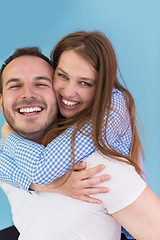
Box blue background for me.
[0,0,159,230]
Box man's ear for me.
[0,94,4,114]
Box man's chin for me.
[16,130,44,143]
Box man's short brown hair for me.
[0,47,51,93]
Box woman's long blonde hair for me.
[43,31,143,176]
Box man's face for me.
[0,56,57,141]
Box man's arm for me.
[112,185,160,240]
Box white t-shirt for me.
[0,152,146,240]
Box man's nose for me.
[22,85,36,99]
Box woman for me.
[1,31,160,239]
[2,31,142,185]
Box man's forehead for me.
[2,56,53,80]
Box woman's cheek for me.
[53,78,60,92]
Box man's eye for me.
[36,83,48,87]
[9,85,21,89]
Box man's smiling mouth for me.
[18,106,43,115]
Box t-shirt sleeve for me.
[86,151,146,214]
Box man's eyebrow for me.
[5,78,20,86]
[35,76,52,82]
[5,76,52,86]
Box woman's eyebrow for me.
[80,77,96,82]
[56,67,68,75]
[56,67,96,82]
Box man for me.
[0,47,134,240]
[0,47,113,238]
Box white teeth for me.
[62,99,78,106]
[19,107,41,113]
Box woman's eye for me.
[80,81,91,87]
[58,73,68,80]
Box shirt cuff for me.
[12,167,32,193]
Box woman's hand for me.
[2,121,15,141]
[30,162,110,204]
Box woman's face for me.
[53,50,97,118]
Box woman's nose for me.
[63,82,77,98]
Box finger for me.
[80,195,102,204]
[81,174,110,188]
[78,164,105,180]
[73,161,87,171]
[83,187,109,195]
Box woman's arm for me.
[1,124,110,200]
[112,185,160,240]
[0,138,110,199]
[2,123,96,185]
[0,153,31,191]
[30,162,110,204]
[0,138,31,191]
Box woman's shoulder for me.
[112,88,123,97]
[106,88,130,131]
[111,88,126,113]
